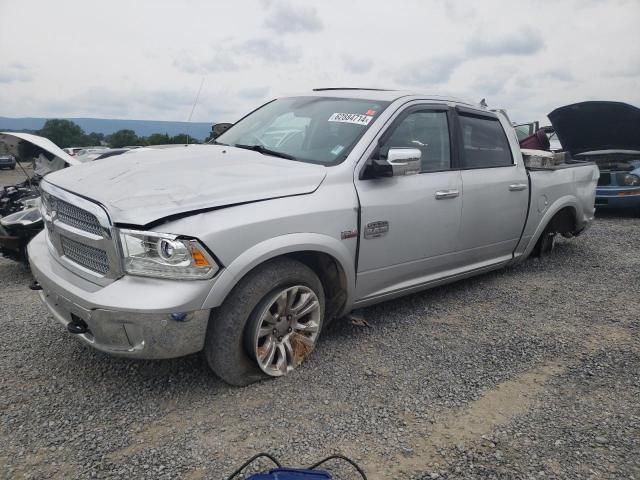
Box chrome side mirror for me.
[386,148,421,176]
[364,147,422,179]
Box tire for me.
[204,257,325,386]
[532,226,556,257]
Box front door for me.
[355,105,464,301]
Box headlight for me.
[119,229,219,280]
[0,207,43,227]
[21,197,41,209]
[623,174,640,186]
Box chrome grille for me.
[41,180,121,285]
[60,236,110,275]
[55,198,103,235]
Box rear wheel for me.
[533,226,556,257]
[204,257,325,386]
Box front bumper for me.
[596,186,640,209]
[28,231,212,359]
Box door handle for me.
[435,190,460,199]
[509,183,527,191]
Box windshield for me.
[214,96,390,165]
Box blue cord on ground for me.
[225,453,368,480]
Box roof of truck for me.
[307,87,477,107]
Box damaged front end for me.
[0,177,44,261]
[0,132,78,262]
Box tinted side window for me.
[381,111,451,172]
[459,114,513,168]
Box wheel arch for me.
[521,196,580,259]
[547,205,578,235]
[201,233,356,317]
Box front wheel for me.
[204,257,325,386]
[246,284,322,377]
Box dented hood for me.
[44,144,327,226]
[548,101,640,156]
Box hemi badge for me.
[340,229,358,240]
[364,221,389,239]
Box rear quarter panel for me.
[515,164,598,259]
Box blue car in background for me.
[591,156,640,210]
[548,101,640,213]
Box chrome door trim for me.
[435,190,460,199]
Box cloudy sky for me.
[0,0,638,124]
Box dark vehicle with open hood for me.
[547,101,640,212]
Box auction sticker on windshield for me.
[328,113,373,126]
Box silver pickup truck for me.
[28,89,598,385]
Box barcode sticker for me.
[328,113,373,126]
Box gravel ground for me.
[0,163,33,185]
[1,166,638,479]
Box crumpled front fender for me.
[201,232,356,313]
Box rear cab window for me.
[458,112,513,168]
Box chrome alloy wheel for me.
[252,285,321,377]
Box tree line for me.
[35,119,202,148]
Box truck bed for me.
[522,148,595,171]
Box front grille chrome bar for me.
[56,198,104,236]
[40,180,123,286]
[60,236,110,275]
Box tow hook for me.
[67,316,89,335]
[29,280,42,291]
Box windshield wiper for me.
[233,144,296,160]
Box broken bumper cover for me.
[28,231,211,359]
[595,186,640,209]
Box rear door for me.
[455,108,529,265]
[354,104,464,301]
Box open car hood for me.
[547,101,640,156]
[0,132,80,168]
[45,144,327,226]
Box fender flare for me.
[201,232,356,311]
[520,195,580,259]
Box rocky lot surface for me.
[1,168,638,479]
[0,163,33,184]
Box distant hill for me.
[0,116,212,141]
